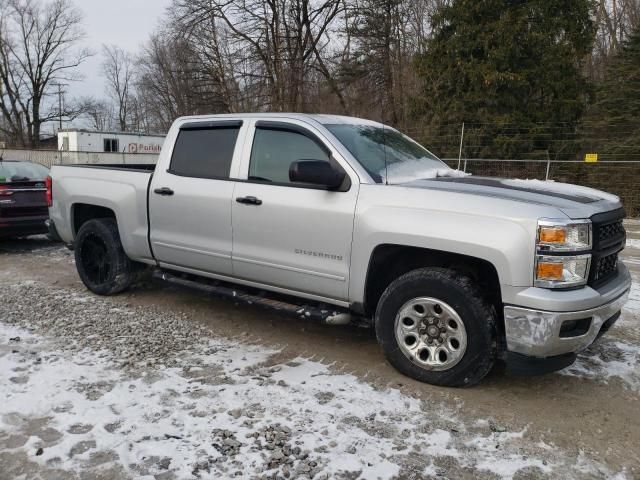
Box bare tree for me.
[0,8,27,145]
[174,0,345,112]
[136,34,216,132]
[0,0,89,147]
[337,0,433,127]
[590,0,640,80]
[80,97,114,131]
[102,44,134,131]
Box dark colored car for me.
[0,160,50,239]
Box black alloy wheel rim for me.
[80,234,112,285]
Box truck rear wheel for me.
[75,218,136,296]
[375,267,496,387]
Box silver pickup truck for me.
[47,114,631,387]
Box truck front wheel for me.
[375,267,497,387]
[75,218,136,296]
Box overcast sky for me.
[70,0,172,100]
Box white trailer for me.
[58,129,166,154]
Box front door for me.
[149,121,244,275]
[232,122,359,301]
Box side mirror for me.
[289,159,346,190]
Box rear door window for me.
[169,125,241,179]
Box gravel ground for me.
[1,233,639,479]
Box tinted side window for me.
[170,127,240,179]
[249,128,330,184]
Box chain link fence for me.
[404,122,640,163]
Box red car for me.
[0,160,50,239]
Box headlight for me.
[534,254,591,288]
[535,219,592,289]
[537,220,591,252]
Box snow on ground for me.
[625,218,640,235]
[0,282,631,480]
[562,339,640,392]
[626,238,640,250]
[0,236,74,269]
[624,271,640,319]
[561,267,640,392]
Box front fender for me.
[349,206,536,305]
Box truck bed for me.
[48,164,154,263]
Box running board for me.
[153,270,352,325]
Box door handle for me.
[154,187,174,196]
[236,196,262,206]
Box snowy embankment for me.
[1,282,633,479]
[562,266,640,391]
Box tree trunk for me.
[31,98,41,148]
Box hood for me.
[401,176,622,219]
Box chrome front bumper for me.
[504,289,630,358]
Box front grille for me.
[596,220,625,247]
[592,252,619,282]
[589,209,626,287]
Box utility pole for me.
[54,83,65,133]
[58,83,62,131]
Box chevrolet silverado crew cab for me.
[47,114,631,387]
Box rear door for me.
[149,120,246,275]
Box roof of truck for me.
[176,113,385,127]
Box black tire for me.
[74,218,136,296]
[375,267,497,387]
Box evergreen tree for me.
[413,0,595,159]
[582,26,640,160]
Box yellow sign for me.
[585,153,598,163]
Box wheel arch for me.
[71,203,117,237]
[361,244,503,319]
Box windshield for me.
[326,124,453,184]
[0,161,49,182]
